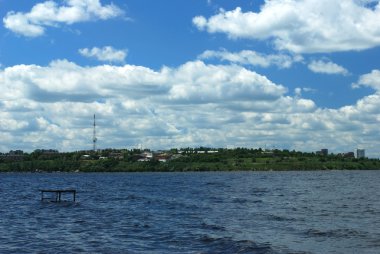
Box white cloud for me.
[308,60,349,75]
[79,46,127,63]
[1,60,380,157]
[193,1,380,53]
[0,59,167,102]
[166,61,287,103]
[3,12,45,37]
[0,59,309,151]
[3,0,124,37]
[198,49,302,69]
[354,69,380,90]
[0,113,29,131]
[295,87,317,98]
[0,59,287,105]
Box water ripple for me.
[0,171,379,253]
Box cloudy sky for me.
[1,0,380,157]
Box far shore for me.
[1,147,379,172]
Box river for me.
[0,171,379,253]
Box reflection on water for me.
[0,171,379,253]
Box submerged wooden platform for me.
[39,189,76,202]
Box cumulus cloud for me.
[166,61,287,103]
[3,0,124,37]
[308,60,349,75]
[1,60,380,157]
[0,59,167,102]
[198,49,302,69]
[0,59,313,150]
[193,0,380,53]
[0,59,288,105]
[353,69,380,90]
[79,46,127,63]
[0,113,29,131]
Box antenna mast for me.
[93,114,97,152]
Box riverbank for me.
[1,148,379,172]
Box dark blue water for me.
[0,171,379,253]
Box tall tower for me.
[93,114,97,152]
[356,148,365,159]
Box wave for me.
[265,213,297,222]
[201,222,226,232]
[198,236,275,254]
[305,228,368,238]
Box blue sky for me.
[1,0,380,157]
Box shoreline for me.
[2,148,380,172]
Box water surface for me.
[0,171,379,253]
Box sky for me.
[1,0,380,157]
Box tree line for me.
[0,148,379,172]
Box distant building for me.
[356,149,365,159]
[156,153,171,162]
[319,149,328,156]
[344,152,355,158]
[141,151,153,159]
[156,156,168,162]
[137,151,153,162]
[109,152,123,160]
[81,154,91,159]
[138,158,150,162]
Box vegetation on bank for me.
[1,148,380,172]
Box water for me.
[0,171,379,253]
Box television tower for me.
[93,114,97,152]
